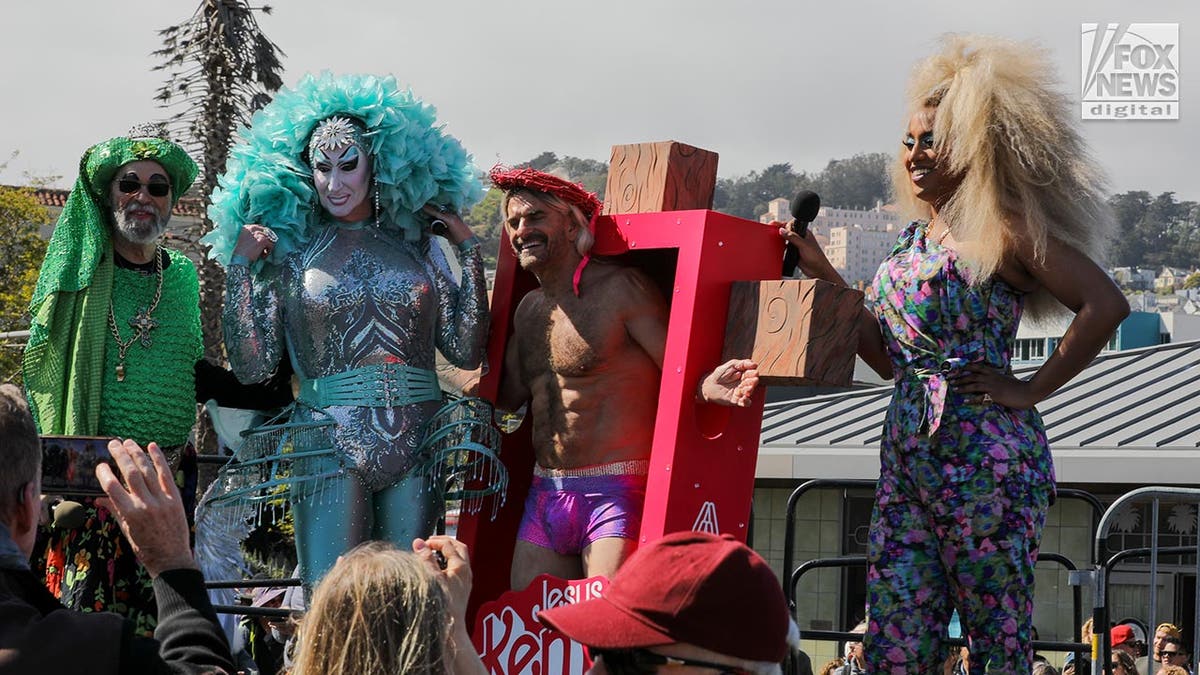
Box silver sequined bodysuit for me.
[224,222,489,491]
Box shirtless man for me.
[489,167,759,590]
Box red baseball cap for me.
[536,531,790,663]
[1111,624,1135,647]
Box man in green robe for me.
[23,125,204,635]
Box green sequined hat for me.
[82,125,199,208]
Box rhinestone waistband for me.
[533,459,651,478]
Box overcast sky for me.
[2,0,1195,202]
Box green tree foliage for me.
[0,187,50,384]
[466,188,504,239]
[714,163,812,220]
[552,156,608,200]
[464,187,505,265]
[713,153,891,220]
[1107,191,1200,269]
[811,153,893,211]
[1108,191,1153,266]
[1183,272,1200,290]
[522,152,559,172]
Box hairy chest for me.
[520,299,623,378]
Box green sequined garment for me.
[99,249,203,446]
[42,249,202,637]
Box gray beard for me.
[112,205,169,245]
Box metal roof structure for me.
[755,339,1200,484]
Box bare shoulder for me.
[1000,214,1115,295]
[513,288,545,322]
[995,215,1042,293]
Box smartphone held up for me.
[40,435,120,497]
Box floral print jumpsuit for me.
[863,222,1055,674]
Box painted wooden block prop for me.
[722,279,864,387]
[602,141,719,214]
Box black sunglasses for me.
[1160,650,1181,657]
[117,178,170,198]
[589,648,749,675]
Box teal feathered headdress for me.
[204,72,483,267]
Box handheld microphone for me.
[782,191,821,277]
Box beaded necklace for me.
[928,217,953,246]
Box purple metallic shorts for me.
[516,460,649,556]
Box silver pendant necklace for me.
[107,247,164,382]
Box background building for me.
[762,200,901,286]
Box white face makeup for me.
[313,144,372,222]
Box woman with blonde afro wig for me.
[779,35,1129,672]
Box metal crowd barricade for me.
[1086,487,1200,675]
[782,478,876,611]
[782,479,1103,672]
[205,577,302,620]
[786,552,1088,671]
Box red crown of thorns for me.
[488,164,603,220]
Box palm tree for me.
[154,1,284,455]
[154,0,284,363]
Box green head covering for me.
[23,129,198,435]
[82,135,198,209]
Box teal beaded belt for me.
[297,363,441,408]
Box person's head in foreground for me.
[1154,622,1182,659]
[0,384,42,560]
[538,531,799,675]
[1111,624,1144,658]
[289,541,450,675]
[490,165,600,270]
[1158,637,1190,670]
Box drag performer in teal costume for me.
[204,73,502,587]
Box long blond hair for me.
[891,34,1114,320]
[290,541,449,675]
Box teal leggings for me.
[292,467,440,589]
